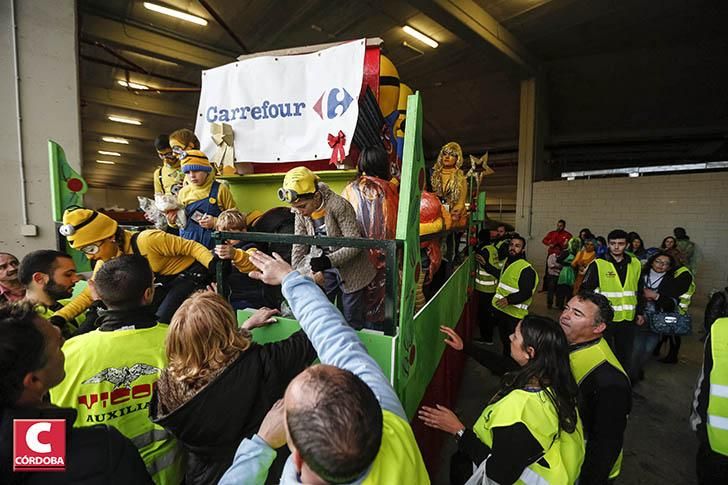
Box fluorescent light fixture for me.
[561,161,728,179]
[118,80,149,90]
[96,160,116,165]
[102,136,129,144]
[108,115,142,125]
[98,150,121,157]
[143,2,208,26]
[402,26,438,48]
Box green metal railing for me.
[212,231,400,335]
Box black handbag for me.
[646,299,692,335]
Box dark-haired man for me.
[19,250,81,337]
[560,291,632,485]
[0,253,24,304]
[152,134,184,197]
[50,255,183,484]
[0,301,152,484]
[581,229,642,379]
[491,235,538,357]
[219,251,429,484]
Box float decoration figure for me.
[431,141,468,228]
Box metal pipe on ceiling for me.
[197,0,250,54]
[80,55,200,87]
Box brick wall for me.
[526,171,728,307]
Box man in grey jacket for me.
[278,166,376,329]
[218,251,429,484]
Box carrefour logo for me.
[313,88,354,120]
[204,87,354,123]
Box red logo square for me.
[12,419,66,472]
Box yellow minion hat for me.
[181,150,213,173]
[59,208,118,248]
[278,167,319,203]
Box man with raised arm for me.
[219,251,429,485]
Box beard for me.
[45,279,73,301]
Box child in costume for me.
[214,209,279,310]
[168,150,237,249]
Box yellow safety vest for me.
[592,258,641,322]
[363,410,430,484]
[492,259,539,319]
[495,240,507,269]
[473,389,585,485]
[475,244,499,293]
[50,324,183,484]
[569,338,628,479]
[36,299,85,336]
[673,266,696,315]
[707,318,728,456]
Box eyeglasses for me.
[172,146,187,159]
[79,243,101,255]
[653,259,671,266]
[158,151,175,160]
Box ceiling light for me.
[108,115,142,125]
[96,160,116,165]
[143,2,208,26]
[102,136,129,144]
[566,176,575,181]
[98,150,121,157]
[561,160,728,179]
[118,80,149,90]
[402,26,438,48]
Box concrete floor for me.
[434,291,704,485]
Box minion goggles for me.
[277,188,315,204]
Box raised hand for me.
[440,325,464,351]
[418,404,466,435]
[249,251,294,286]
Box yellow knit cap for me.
[278,167,319,203]
[59,208,118,249]
[181,150,213,173]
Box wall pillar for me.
[515,77,545,239]
[0,0,82,254]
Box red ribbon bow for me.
[327,131,346,166]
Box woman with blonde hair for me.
[150,291,316,484]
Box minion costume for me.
[282,167,376,330]
[175,150,237,249]
[54,208,246,325]
[153,158,185,196]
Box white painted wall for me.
[526,172,728,307]
[0,0,81,255]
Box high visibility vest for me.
[707,318,728,456]
[673,266,696,315]
[475,244,499,293]
[492,259,538,319]
[473,389,585,485]
[363,410,430,484]
[50,324,183,485]
[495,240,507,269]
[569,338,628,479]
[593,258,641,322]
[36,299,85,336]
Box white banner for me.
[195,40,365,163]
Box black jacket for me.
[637,267,692,315]
[1,406,152,485]
[150,330,316,485]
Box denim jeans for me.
[631,324,661,380]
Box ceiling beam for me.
[81,14,234,69]
[82,86,194,120]
[83,120,156,142]
[407,0,537,74]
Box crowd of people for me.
[0,127,726,485]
